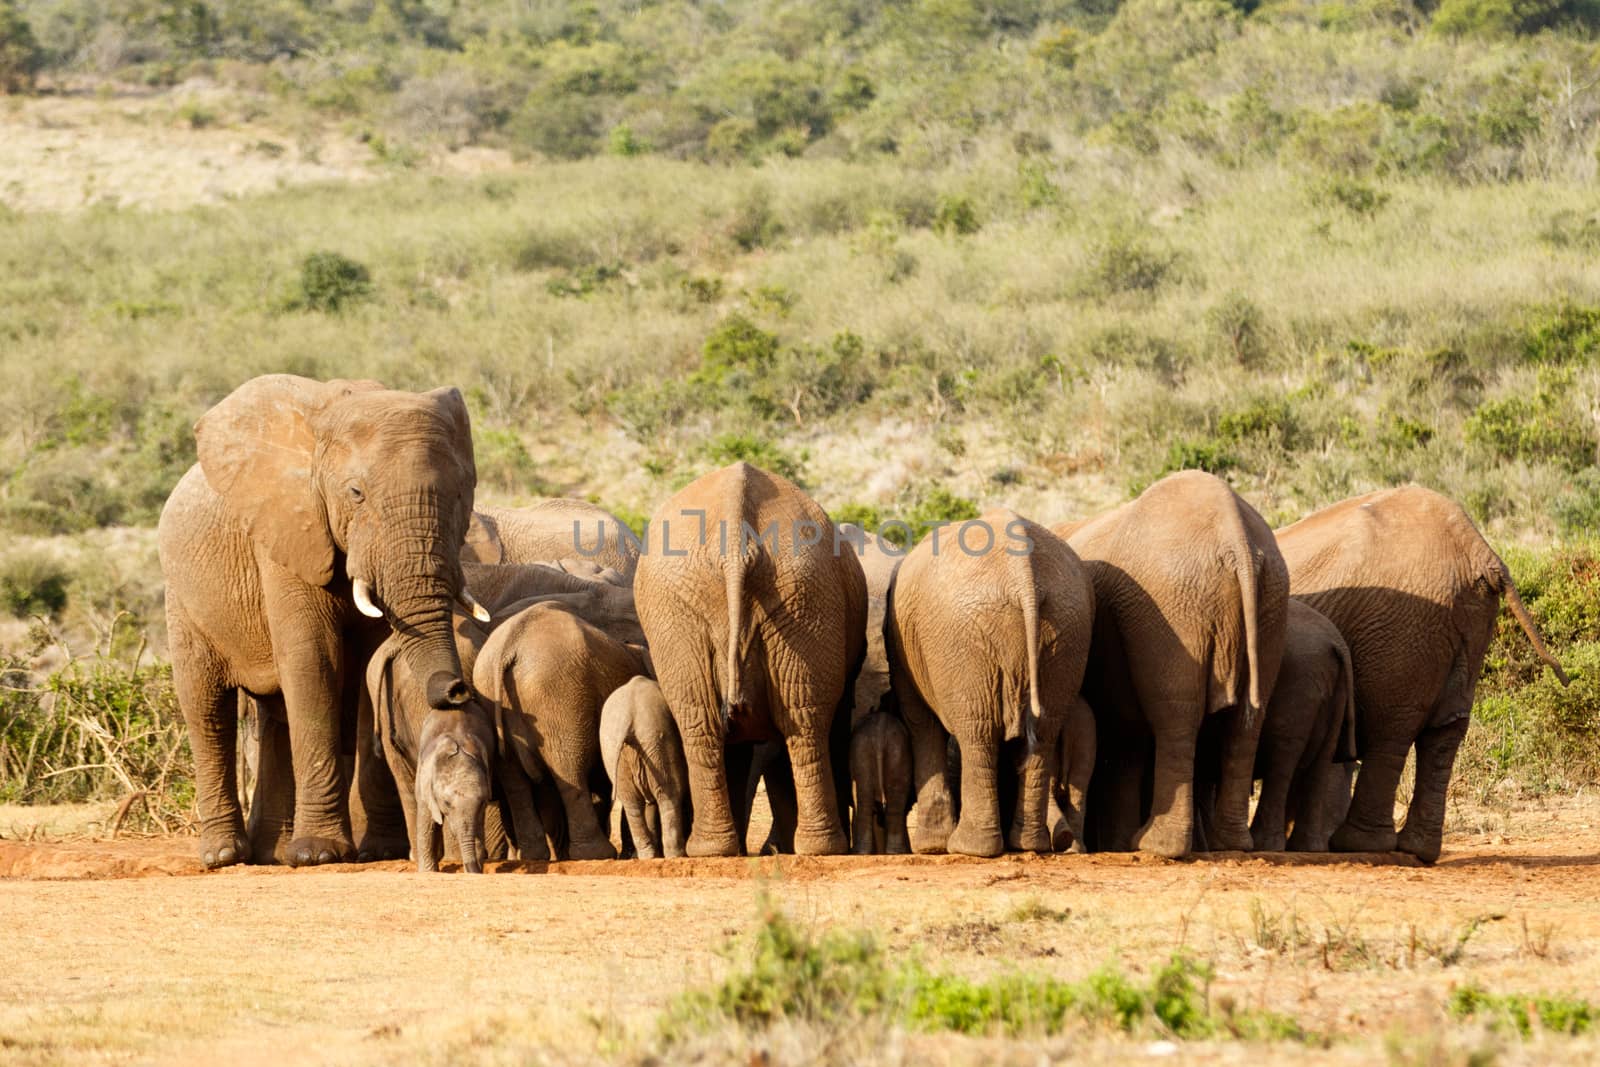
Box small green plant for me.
[1206,292,1270,365]
[1087,229,1179,295]
[699,433,806,483]
[291,251,373,312]
[1464,368,1594,470]
[1449,984,1597,1036]
[178,101,216,129]
[932,194,981,236]
[697,314,780,385]
[545,262,623,298]
[1522,303,1600,365]
[1006,897,1072,924]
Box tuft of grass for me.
[1449,984,1598,1037]
[664,896,1317,1043]
[288,251,373,313]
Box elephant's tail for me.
[1491,559,1570,686]
[1235,539,1265,732]
[1017,557,1044,755]
[721,528,750,732]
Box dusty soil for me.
[3,795,1599,1065]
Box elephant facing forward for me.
[160,375,482,869]
[635,462,867,857]
[887,508,1094,857]
[1276,486,1568,863]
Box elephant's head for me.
[196,374,480,710]
[414,709,495,873]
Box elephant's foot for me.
[568,838,618,861]
[885,830,912,855]
[1251,827,1288,853]
[198,826,250,870]
[1287,824,1331,852]
[1006,823,1053,855]
[1208,820,1255,853]
[759,830,795,856]
[288,835,356,868]
[247,816,293,866]
[1395,823,1442,865]
[1132,816,1190,858]
[910,798,955,854]
[356,833,410,863]
[686,827,741,857]
[1329,821,1398,854]
[948,820,1004,859]
[1066,838,1086,855]
[794,825,847,856]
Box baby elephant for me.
[850,712,912,854]
[475,601,647,861]
[1249,599,1358,851]
[366,622,497,873]
[1045,697,1096,854]
[600,677,691,859]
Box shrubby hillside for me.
[1,0,1598,809]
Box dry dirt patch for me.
[1,796,1599,1064]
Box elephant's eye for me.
[347,484,365,504]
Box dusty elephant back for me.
[464,500,640,578]
[1275,486,1504,722]
[1060,470,1288,717]
[890,510,1093,739]
[635,462,868,718]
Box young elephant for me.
[475,601,648,861]
[365,617,498,873]
[1045,697,1097,854]
[1248,600,1358,852]
[461,499,641,579]
[849,711,912,855]
[600,677,691,859]
[887,508,1094,857]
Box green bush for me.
[698,314,781,385]
[292,251,373,313]
[1449,984,1597,1035]
[1464,368,1594,469]
[0,0,43,93]
[0,551,69,618]
[1206,292,1270,365]
[1086,229,1180,296]
[1432,0,1600,37]
[699,432,806,483]
[1522,303,1600,365]
[932,195,981,236]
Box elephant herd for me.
[159,375,1570,872]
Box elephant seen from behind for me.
[601,676,691,859]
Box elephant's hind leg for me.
[1396,716,1468,864]
[172,628,249,869]
[948,724,1005,858]
[1132,702,1202,858]
[783,712,848,855]
[1330,732,1408,854]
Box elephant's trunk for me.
[365,495,471,710]
[450,809,485,874]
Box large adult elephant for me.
[634,462,867,857]
[888,508,1094,857]
[1056,470,1288,857]
[462,500,639,579]
[1276,486,1568,863]
[160,375,483,868]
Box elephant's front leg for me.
[1133,702,1202,858]
[270,607,355,870]
[784,712,848,856]
[351,641,408,863]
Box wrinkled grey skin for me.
[601,677,691,859]
[463,561,645,648]
[1057,470,1288,859]
[366,618,498,872]
[1045,697,1097,854]
[1247,599,1358,852]
[850,711,912,855]
[160,375,477,870]
[475,602,646,861]
[461,500,640,580]
[635,463,866,858]
[888,509,1095,858]
[1276,486,1567,863]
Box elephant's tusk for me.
[352,579,385,619]
[460,590,492,623]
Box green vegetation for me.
[664,895,1313,1042]
[1449,983,1598,1036]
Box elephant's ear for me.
[195,375,384,587]
[461,510,504,565]
[598,685,631,788]
[416,741,444,827]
